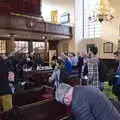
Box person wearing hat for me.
[55,83,120,120]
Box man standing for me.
[87,45,99,88]
[0,57,14,112]
[87,46,107,90]
[55,83,120,120]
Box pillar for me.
[6,36,15,54]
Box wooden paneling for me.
[0,0,72,38]
[0,2,10,14]
[100,58,118,71]
[10,16,45,32]
[0,15,72,38]
[49,40,58,50]
[0,100,69,120]
[0,15,11,28]
[62,43,69,53]
[0,0,41,16]
[19,100,68,120]
[46,23,72,36]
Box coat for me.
[71,86,120,120]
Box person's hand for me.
[8,71,15,81]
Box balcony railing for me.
[0,15,72,38]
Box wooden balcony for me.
[0,14,72,39]
[46,23,72,37]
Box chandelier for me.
[88,0,114,23]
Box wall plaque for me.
[103,42,113,53]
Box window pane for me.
[15,41,28,53]
[0,40,6,53]
[84,0,100,39]
[33,42,45,51]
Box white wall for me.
[74,0,84,53]
[42,0,120,58]
[42,0,75,55]
[75,0,120,59]
[41,0,74,25]
[100,0,120,58]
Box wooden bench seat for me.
[0,99,70,120]
[13,86,53,106]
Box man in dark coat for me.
[0,58,13,112]
[55,83,120,120]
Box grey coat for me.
[71,86,120,120]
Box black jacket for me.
[98,60,108,82]
[0,59,12,95]
[59,68,69,84]
[78,57,88,78]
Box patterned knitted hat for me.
[55,83,71,103]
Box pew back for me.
[0,99,70,120]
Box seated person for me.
[49,59,69,88]
[55,83,120,120]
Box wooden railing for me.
[0,2,10,14]
[46,23,72,36]
[0,15,72,37]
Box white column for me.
[75,0,84,52]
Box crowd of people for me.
[49,45,108,91]
[50,46,120,119]
[0,52,46,112]
[0,45,120,120]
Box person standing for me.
[61,53,72,75]
[87,46,107,90]
[49,59,69,88]
[0,58,14,112]
[87,46,99,88]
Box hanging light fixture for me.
[88,0,114,23]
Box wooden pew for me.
[68,77,80,86]
[13,76,80,107]
[0,99,70,120]
[0,77,80,120]
[13,86,53,106]
[19,99,69,120]
[100,59,118,72]
[23,70,52,87]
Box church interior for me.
[0,0,120,120]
